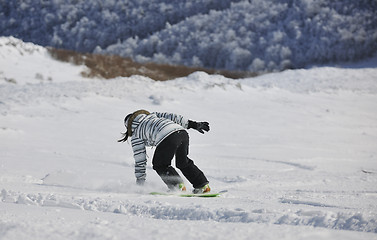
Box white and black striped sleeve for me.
[131,137,147,180]
[154,112,189,128]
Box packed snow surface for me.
[1,37,377,239]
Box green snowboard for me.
[150,190,227,198]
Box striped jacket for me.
[129,112,189,180]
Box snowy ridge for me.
[2,188,376,233]
[1,36,377,93]
[0,37,87,85]
[0,36,45,55]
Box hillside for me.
[1,37,377,239]
[1,0,376,72]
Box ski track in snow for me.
[1,188,377,233]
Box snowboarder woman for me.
[118,110,211,193]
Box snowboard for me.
[150,190,227,198]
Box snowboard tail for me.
[150,190,226,198]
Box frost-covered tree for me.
[1,0,376,72]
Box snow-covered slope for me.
[1,37,377,239]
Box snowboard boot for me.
[193,184,210,194]
[178,183,187,192]
[168,182,186,192]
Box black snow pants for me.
[152,130,208,189]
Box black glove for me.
[188,120,210,134]
[136,178,145,186]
